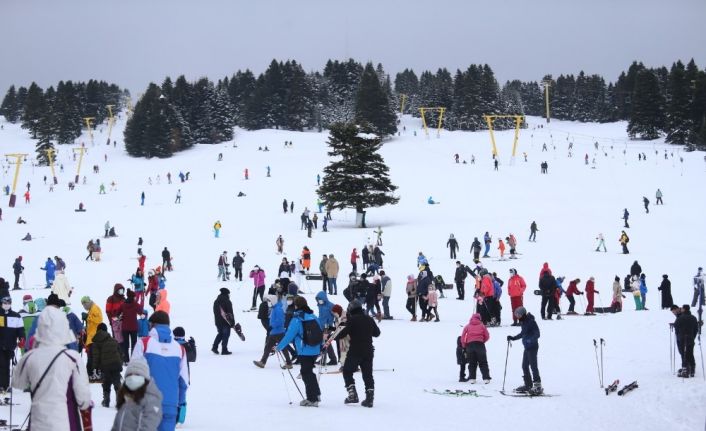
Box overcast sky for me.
[1,0,705,95]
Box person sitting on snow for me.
[427,196,436,205]
[21,232,32,241]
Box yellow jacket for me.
[85,303,103,345]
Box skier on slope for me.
[276,235,284,254]
[40,257,57,288]
[619,231,630,254]
[482,232,492,258]
[623,209,630,228]
[529,221,538,242]
[673,304,699,378]
[507,269,526,326]
[507,306,543,395]
[595,233,607,252]
[460,313,491,384]
[471,238,482,261]
[447,234,459,259]
[692,267,705,307]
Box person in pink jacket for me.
[460,313,491,383]
[507,269,527,326]
[426,283,439,322]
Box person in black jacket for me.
[471,238,482,261]
[361,247,370,270]
[232,252,245,281]
[454,261,473,301]
[0,296,25,391]
[161,247,172,271]
[673,304,699,378]
[658,274,674,309]
[212,288,236,355]
[447,234,459,259]
[630,261,642,278]
[336,300,380,407]
[539,272,557,320]
[12,256,24,290]
[373,246,384,268]
[507,306,542,394]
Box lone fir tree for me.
[317,122,399,228]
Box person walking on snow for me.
[249,266,266,310]
[276,235,284,254]
[529,221,538,242]
[350,248,359,273]
[623,209,630,228]
[565,279,583,314]
[471,238,482,261]
[585,277,598,315]
[611,276,623,312]
[40,257,57,288]
[140,192,145,205]
[630,276,643,310]
[643,196,649,213]
[658,274,673,309]
[497,238,506,260]
[483,232,492,258]
[373,227,383,246]
[595,233,607,252]
[447,234,459,259]
[639,274,648,310]
[507,306,542,395]
[253,295,292,369]
[175,189,181,204]
[12,256,24,290]
[619,231,630,254]
[212,288,241,355]
[656,189,663,205]
[325,254,340,295]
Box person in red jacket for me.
[138,252,146,273]
[350,248,359,273]
[479,272,497,326]
[105,283,126,357]
[585,277,599,315]
[565,278,583,315]
[119,289,142,361]
[507,269,527,326]
[460,313,491,383]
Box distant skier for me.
[643,197,649,214]
[276,235,284,254]
[482,232,491,258]
[316,174,321,186]
[290,201,294,213]
[175,189,181,204]
[283,199,288,213]
[427,196,436,204]
[507,307,542,395]
[584,277,598,315]
[213,220,222,238]
[619,231,629,254]
[497,239,506,260]
[350,248,359,272]
[373,227,383,246]
[655,189,663,205]
[506,234,518,259]
[595,233,607,252]
[471,237,482,261]
[493,159,498,171]
[529,221,538,242]
[623,209,630,228]
[447,234,459,259]
[40,257,56,288]
[244,168,249,180]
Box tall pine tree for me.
[665,61,693,144]
[355,63,397,136]
[317,123,399,227]
[0,85,20,122]
[627,69,665,140]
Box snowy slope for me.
[1,113,705,431]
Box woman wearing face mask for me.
[112,356,163,431]
[106,284,127,357]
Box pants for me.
[328,278,337,295]
[466,342,490,380]
[522,347,540,386]
[122,330,137,360]
[511,296,523,323]
[366,301,381,318]
[595,240,606,252]
[234,268,242,281]
[135,291,145,309]
[213,324,231,351]
[418,295,429,320]
[406,297,416,317]
[641,293,646,309]
[473,250,480,260]
[622,243,629,254]
[624,219,629,228]
[252,286,265,308]
[0,350,13,389]
[485,297,500,324]
[483,243,490,257]
[13,272,20,289]
[450,248,456,259]
[214,229,220,238]
[633,295,643,310]
[568,295,576,312]
[352,262,357,272]
[692,287,705,307]
[86,252,93,261]
[158,408,178,431]
[382,296,391,318]
[656,197,663,204]
[86,344,95,375]
[343,354,374,391]
[218,266,227,281]
[299,356,321,402]
[261,333,290,364]
[678,339,696,372]
[529,231,536,241]
[586,294,594,313]
[428,306,439,320]
[101,368,122,400]
[322,276,328,292]
[541,295,555,319]
[456,281,465,300]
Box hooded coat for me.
[110,378,163,431]
[155,289,171,314]
[51,272,73,304]
[461,314,490,347]
[315,291,334,328]
[13,307,91,431]
[106,285,127,320]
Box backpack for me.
[493,279,502,299]
[301,318,323,347]
[184,337,197,363]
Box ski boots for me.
[469,379,476,384]
[484,378,492,384]
[344,385,359,404]
[253,360,265,368]
[361,389,374,408]
[299,399,319,407]
[514,383,530,393]
[529,382,543,395]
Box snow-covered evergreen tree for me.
[627,69,665,140]
[0,85,20,123]
[355,63,397,136]
[665,61,694,145]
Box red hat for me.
[22,294,33,302]
[332,304,343,316]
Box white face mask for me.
[118,289,125,296]
[1,304,10,311]
[317,300,324,305]
[287,300,293,306]
[124,375,146,391]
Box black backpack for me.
[184,337,197,363]
[301,318,323,347]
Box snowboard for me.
[424,389,491,398]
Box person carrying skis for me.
[508,269,526,325]
[585,277,598,315]
[336,299,380,408]
[212,288,241,355]
[460,313,491,384]
[276,296,322,407]
[507,306,542,395]
[619,231,630,254]
[447,234,459,259]
[658,274,674,309]
[471,238,482,261]
[529,221,538,242]
[673,304,699,378]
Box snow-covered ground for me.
[1,113,705,430]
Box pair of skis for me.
[604,379,638,396]
[424,389,491,398]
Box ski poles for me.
[669,324,675,374]
[600,338,605,387]
[502,340,511,392]
[593,339,602,388]
[276,351,302,403]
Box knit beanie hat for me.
[125,356,151,378]
[172,326,185,337]
[149,310,170,325]
[514,306,527,318]
[47,293,62,307]
[332,304,343,316]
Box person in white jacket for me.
[51,272,73,305]
[13,306,92,431]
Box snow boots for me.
[344,384,359,404]
[411,314,417,322]
[253,360,265,368]
[101,391,110,407]
[361,389,374,408]
[299,399,319,407]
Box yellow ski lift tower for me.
[542,80,552,123]
[482,115,525,158]
[83,117,95,145]
[44,148,58,184]
[399,94,408,115]
[126,96,133,118]
[4,153,28,207]
[73,146,87,184]
[418,107,446,138]
[106,105,115,142]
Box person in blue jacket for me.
[316,291,337,365]
[40,257,56,288]
[507,306,542,395]
[132,311,188,431]
[254,296,291,368]
[483,232,492,258]
[276,296,322,407]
